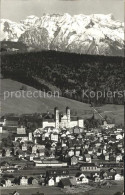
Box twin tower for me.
[54,107,70,129]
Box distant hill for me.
[0,79,124,125]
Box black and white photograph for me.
[0,0,124,195]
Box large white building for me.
[42,107,84,129]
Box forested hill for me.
[1,50,124,105]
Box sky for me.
[1,0,124,22]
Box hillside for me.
[0,14,124,56]
[0,79,124,125]
[1,50,124,105]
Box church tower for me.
[54,107,59,129]
[66,106,70,127]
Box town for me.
[0,107,124,195]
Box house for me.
[94,177,101,182]
[75,149,81,157]
[5,149,11,157]
[83,154,92,163]
[81,177,89,184]
[38,149,45,157]
[17,126,26,134]
[21,143,27,151]
[116,134,123,140]
[114,174,124,181]
[68,150,74,157]
[101,153,109,161]
[32,178,38,185]
[76,173,89,184]
[108,168,116,173]
[58,178,72,188]
[116,154,123,162]
[20,177,28,186]
[73,127,81,134]
[100,171,115,180]
[88,149,93,155]
[28,154,35,161]
[100,171,108,180]
[70,156,78,165]
[50,133,58,142]
[48,178,55,186]
[2,179,12,187]
[91,172,100,179]
[33,129,42,137]
[55,176,61,183]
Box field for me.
[0,181,123,195]
[0,186,65,195]
[88,181,124,195]
[0,78,124,125]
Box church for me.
[42,107,84,129]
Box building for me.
[15,134,28,142]
[2,179,12,187]
[114,174,124,181]
[20,177,28,186]
[17,126,26,134]
[48,178,55,186]
[46,170,69,178]
[21,143,27,151]
[42,107,84,129]
[83,154,92,163]
[0,126,2,133]
[3,116,19,127]
[28,132,33,141]
[58,178,71,188]
[50,133,58,142]
[80,163,100,172]
[76,174,89,184]
[35,160,67,167]
[101,121,115,129]
[70,156,78,166]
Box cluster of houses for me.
[1,167,124,188]
[0,109,124,189]
[1,125,124,164]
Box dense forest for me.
[1,50,125,105]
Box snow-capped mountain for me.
[0,14,124,56]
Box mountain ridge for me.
[0,13,124,56]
